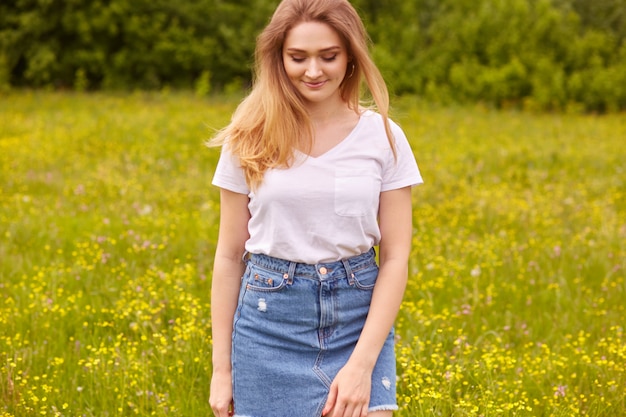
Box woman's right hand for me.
[209,370,234,417]
[210,189,250,417]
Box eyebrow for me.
[285,46,342,53]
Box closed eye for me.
[288,55,337,63]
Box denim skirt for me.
[231,248,398,417]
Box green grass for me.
[1,91,624,416]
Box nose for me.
[305,59,323,79]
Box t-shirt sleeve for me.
[212,146,250,195]
[381,121,423,192]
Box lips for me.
[303,80,327,88]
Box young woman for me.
[208,1,422,416]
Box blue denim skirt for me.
[231,248,398,417]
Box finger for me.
[346,398,366,417]
[357,397,369,417]
[341,402,355,417]
[211,403,229,417]
[322,385,338,416]
[349,403,366,417]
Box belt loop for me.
[241,250,250,264]
[342,258,355,285]
[286,261,297,285]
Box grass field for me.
[1,91,624,416]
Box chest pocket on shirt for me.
[334,169,378,217]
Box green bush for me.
[0,0,279,90]
[1,0,624,111]
[353,0,626,111]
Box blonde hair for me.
[209,0,396,190]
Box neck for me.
[305,98,351,124]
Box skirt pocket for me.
[244,264,288,293]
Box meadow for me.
[0,91,624,416]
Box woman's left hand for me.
[322,361,372,417]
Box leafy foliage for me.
[1,0,624,111]
[0,0,279,90]
[353,0,626,111]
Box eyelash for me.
[291,55,337,63]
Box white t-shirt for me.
[212,110,423,263]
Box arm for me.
[209,189,250,417]
[323,186,413,417]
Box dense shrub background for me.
[1,0,625,111]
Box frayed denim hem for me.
[369,404,399,412]
[234,406,398,416]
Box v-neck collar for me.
[297,110,368,161]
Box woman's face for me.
[282,21,349,107]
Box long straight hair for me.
[209,0,396,190]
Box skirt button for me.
[319,267,328,275]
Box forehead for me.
[283,21,344,51]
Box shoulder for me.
[359,110,407,141]
[360,109,403,127]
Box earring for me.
[347,63,355,78]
